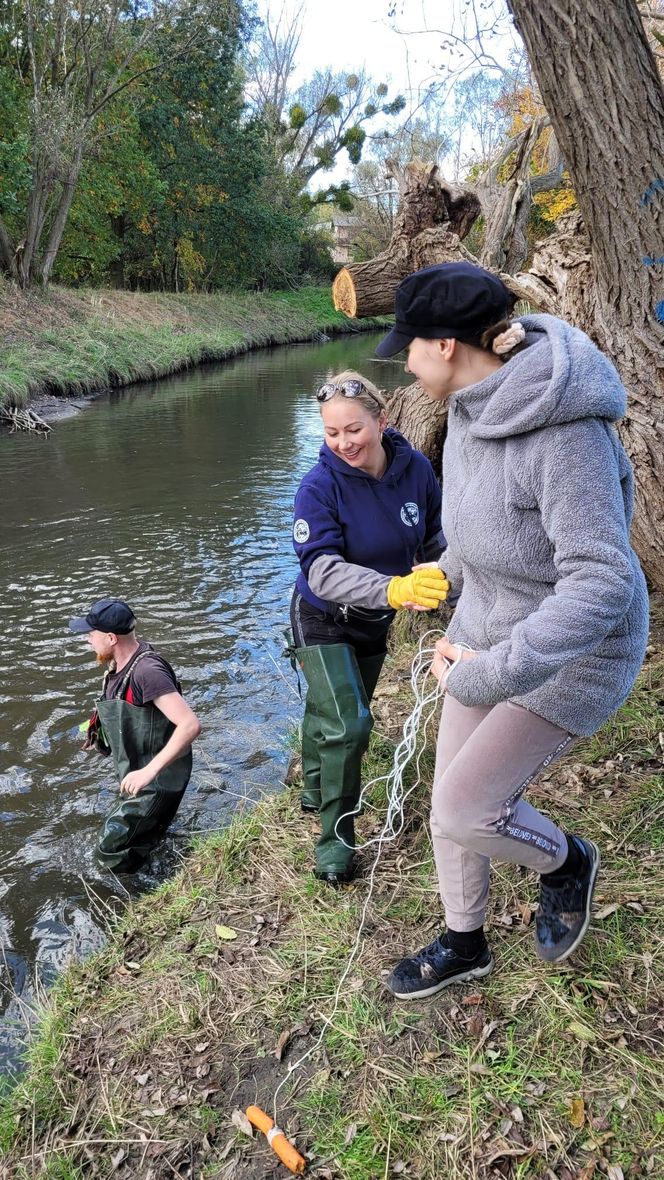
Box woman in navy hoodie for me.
[290,369,450,884]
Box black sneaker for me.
[535,837,600,962]
[385,935,493,999]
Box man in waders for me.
[69,598,201,872]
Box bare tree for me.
[243,0,304,132]
[390,0,522,84]
[244,6,405,203]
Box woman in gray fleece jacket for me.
[375,261,649,1000]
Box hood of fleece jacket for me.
[454,313,627,439]
[318,426,415,484]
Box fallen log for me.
[333,159,480,318]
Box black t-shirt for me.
[103,642,180,706]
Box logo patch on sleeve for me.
[293,518,310,543]
[400,502,420,527]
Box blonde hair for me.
[322,369,387,418]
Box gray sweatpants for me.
[430,695,576,932]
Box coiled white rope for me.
[333,633,474,850]
[272,629,471,1121]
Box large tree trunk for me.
[19,153,52,288]
[386,382,449,475]
[332,160,479,317]
[507,0,664,586]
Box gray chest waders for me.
[95,693,192,873]
[292,642,385,875]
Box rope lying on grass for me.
[271,631,471,1123]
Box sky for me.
[251,0,521,180]
[254,0,519,103]
[288,0,441,97]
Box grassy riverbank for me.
[0,280,387,413]
[1,605,663,1180]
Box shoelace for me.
[414,935,448,964]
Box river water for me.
[0,331,407,1076]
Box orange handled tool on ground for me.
[246,1104,306,1174]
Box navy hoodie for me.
[293,427,444,612]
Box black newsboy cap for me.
[375,261,514,358]
[69,598,136,634]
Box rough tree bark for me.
[507,0,664,587]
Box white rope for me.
[334,632,473,851]
[272,629,471,1121]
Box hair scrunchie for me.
[492,321,526,355]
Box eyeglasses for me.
[316,379,381,407]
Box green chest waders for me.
[95,695,192,872]
[294,643,385,876]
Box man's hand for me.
[120,767,154,796]
[431,637,477,686]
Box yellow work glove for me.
[386,567,450,610]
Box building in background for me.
[328,214,360,265]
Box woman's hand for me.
[402,561,449,611]
[387,566,450,611]
[431,637,477,686]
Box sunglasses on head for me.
[317,379,381,406]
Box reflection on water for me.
[0,333,407,1075]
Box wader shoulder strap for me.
[116,648,153,700]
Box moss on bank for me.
[0,280,388,412]
[1,607,663,1180]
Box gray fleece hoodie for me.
[443,313,649,736]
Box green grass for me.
[0,280,390,410]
